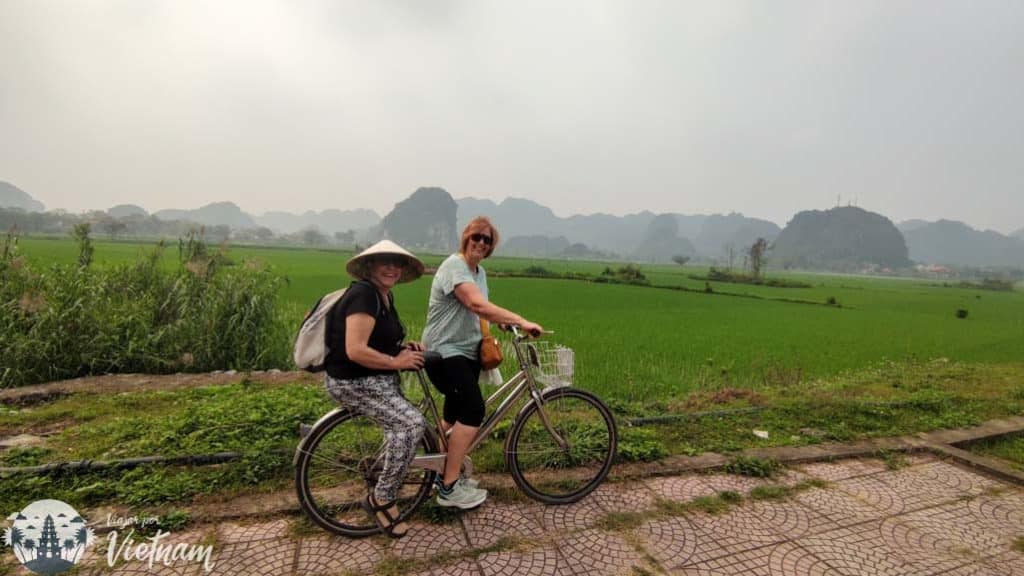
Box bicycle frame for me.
[408,330,568,476]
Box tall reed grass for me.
[0,230,291,388]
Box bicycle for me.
[294,326,618,537]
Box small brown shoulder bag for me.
[479,318,503,371]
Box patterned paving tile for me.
[700,473,770,495]
[633,515,700,569]
[92,559,202,576]
[537,498,604,531]
[478,545,575,576]
[793,521,915,576]
[911,461,1002,496]
[833,474,908,516]
[774,468,814,487]
[558,529,645,576]
[872,466,975,512]
[461,501,545,549]
[800,459,889,482]
[406,557,483,576]
[657,507,789,568]
[936,560,1018,576]
[902,452,936,467]
[204,538,296,576]
[389,521,469,561]
[974,550,1024,576]
[793,485,888,528]
[742,498,838,540]
[671,541,839,575]
[295,535,382,575]
[643,475,716,503]
[589,481,658,514]
[216,519,290,544]
[876,513,981,575]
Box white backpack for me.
[292,282,382,372]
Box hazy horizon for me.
[2,1,1022,234]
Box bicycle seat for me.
[422,350,443,367]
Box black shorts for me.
[425,355,484,427]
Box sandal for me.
[362,494,410,539]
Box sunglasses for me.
[469,233,493,246]
[373,256,407,268]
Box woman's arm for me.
[453,282,543,335]
[346,313,424,370]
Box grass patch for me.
[1013,536,1024,554]
[617,427,669,462]
[875,449,910,470]
[687,494,737,515]
[595,511,646,531]
[724,456,782,478]
[968,433,1024,471]
[373,557,420,576]
[417,499,462,525]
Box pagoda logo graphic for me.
[4,499,95,575]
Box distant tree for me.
[671,255,691,266]
[23,538,36,560]
[101,219,127,238]
[72,223,93,268]
[204,224,231,243]
[749,237,768,279]
[63,539,75,560]
[301,227,327,246]
[334,229,356,246]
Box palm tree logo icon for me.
[4,500,94,575]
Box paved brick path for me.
[7,454,1021,576]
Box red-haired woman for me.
[422,216,543,509]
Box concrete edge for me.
[83,415,1024,526]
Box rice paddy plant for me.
[0,231,291,387]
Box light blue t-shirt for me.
[422,254,489,359]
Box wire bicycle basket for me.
[526,341,575,389]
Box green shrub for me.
[0,232,291,387]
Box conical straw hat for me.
[345,240,425,283]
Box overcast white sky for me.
[1,1,1021,232]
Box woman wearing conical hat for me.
[323,240,426,538]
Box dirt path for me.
[0,370,318,405]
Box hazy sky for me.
[1,1,1021,232]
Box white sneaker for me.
[461,476,480,489]
[436,479,487,510]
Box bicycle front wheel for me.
[295,410,437,537]
[506,388,617,504]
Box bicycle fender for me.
[292,407,351,466]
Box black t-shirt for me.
[324,280,407,380]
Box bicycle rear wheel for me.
[295,410,437,537]
[506,388,617,504]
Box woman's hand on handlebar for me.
[518,321,544,338]
[393,347,425,370]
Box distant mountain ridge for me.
[154,202,257,229]
[255,209,380,235]
[901,219,1024,267]
[773,206,910,270]
[0,181,45,212]
[456,197,779,261]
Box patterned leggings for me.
[325,373,426,503]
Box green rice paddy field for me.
[17,237,1024,403]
